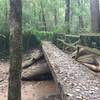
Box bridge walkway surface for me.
[42,41,100,100]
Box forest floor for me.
[0,60,58,100]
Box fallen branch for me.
[77,54,99,66]
[22,54,44,69]
[21,59,50,80]
[22,49,44,69]
[76,45,100,56]
[82,63,100,73]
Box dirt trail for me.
[0,61,58,100]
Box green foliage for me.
[0,30,55,55]
[23,30,56,50]
[0,0,99,59]
[0,33,9,51]
[80,35,100,49]
[0,0,9,33]
[33,31,54,41]
[22,32,41,51]
[22,0,65,32]
[52,33,58,45]
[0,0,92,35]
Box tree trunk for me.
[79,16,84,30]
[77,0,84,31]
[22,59,50,81]
[54,8,57,26]
[40,1,47,31]
[22,53,44,69]
[8,0,22,100]
[65,0,70,34]
[5,0,9,33]
[90,0,100,32]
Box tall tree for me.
[77,0,84,31]
[5,0,9,33]
[40,0,47,31]
[90,0,100,32]
[65,0,70,34]
[54,8,58,26]
[8,0,22,100]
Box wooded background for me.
[0,0,92,33]
[0,0,100,55]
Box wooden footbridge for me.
[42,41,100,100]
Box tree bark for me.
[22,59,50,81]
[5,0,9,33]
[40,1,47,31]
[22,53,44,69]
[8,0,22,100]
[65,0,70,34]
[54,8,57,26]
[77,0,84,31]
[90,0,100,32]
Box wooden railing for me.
[56,33,79,53]
[56,33,100,55]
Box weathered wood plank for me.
[42,41,100,100]
[77,45,100,56]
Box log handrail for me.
[76,45,100,56]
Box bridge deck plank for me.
[42,41,100,100]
